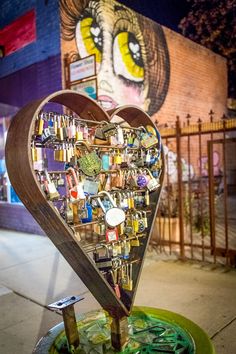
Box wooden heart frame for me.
[5,90,164,347]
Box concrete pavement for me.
[0,229,235,353]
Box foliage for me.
[159,184,179,217]
[160,182,210,236]
[179,0,236,98]
[183,189,210,236]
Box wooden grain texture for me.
[5,90,164,320]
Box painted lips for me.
[98,95,118,110]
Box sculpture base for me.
[33,306,215,354]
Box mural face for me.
[60,0,170,116]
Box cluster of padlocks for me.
[31,111,162,298]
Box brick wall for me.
[153,27,228,125]
[60,1,227,125]
[0,0,60,78]
[0,0,62,235]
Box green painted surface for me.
[35,307,215,354]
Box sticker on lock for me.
[105,227,119,243]
[97,191,126,228]
[145,169,160,192]
[140,130,159,149]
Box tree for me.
[179,0,236,99]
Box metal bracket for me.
[48,295,84,352]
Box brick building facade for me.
[0,0,227,234]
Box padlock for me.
[83,178,99,195]
[113,149,122,165]
[116,126,124,145]
[145,169,160,192]
[57,116,64,141]
[62,116,69,140]
[136,169,149,188]
[136,211,145,233]
[101,122,117,138]
[57,174,65,187]
[44,170,60,201]
[101,152,110,170]
[141,131,159,149]
[95,125,106,140]
[127,132,134,147]
[105,227,119,243]
[145,190,150,206]
[35,113,44,136]
[99,222,106,236]
[31,141,38,162]
[131,235,140,247]
[81,202,93,223]
[122,263,133,291]
[41,127,56,144]
[130,192,135,209]
[66,167,85,203]
[120,192,129,210]
[72,203,79,224]
[107,269,121,298]
[76,124,84,141]
[142,211,148,228]
[132,214,139,233]
[82,124,89,140]
[77,141,102,177]
[127,192,132,210]
[97,191,126,228]
[121,240,130,260]
[93,245,112,271]
[69,118,76,139]
[145,150,151,164]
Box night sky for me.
[117,0,191,32]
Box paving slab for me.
[135,260,236,338]
[0,231,236,354]
[212,319,236,354]
[0,229,56,270]
[0,292,60,354]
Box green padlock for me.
[77,142,102,177]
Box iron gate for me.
[151,113,236,267]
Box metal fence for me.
[151,111,236,267]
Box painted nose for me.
[99,80,113,93]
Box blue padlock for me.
[81,203,93,223]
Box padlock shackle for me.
[98,191,117,207]
[143,168,153,178]
[66,167,79,187]
[97,197,107,214]
[75,140,92,152]
[44,170,51,183]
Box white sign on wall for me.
[69,55,96,83]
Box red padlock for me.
[105,227,119,243]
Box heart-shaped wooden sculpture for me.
[5,90,164,349]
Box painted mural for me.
[60,0,170,116]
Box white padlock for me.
[97,191,126,228]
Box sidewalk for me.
[0,229,236,353]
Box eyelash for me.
[118,75,144,89]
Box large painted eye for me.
[76,17,103,63]
[113,32,144,83]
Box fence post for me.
[176,116,185,259]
